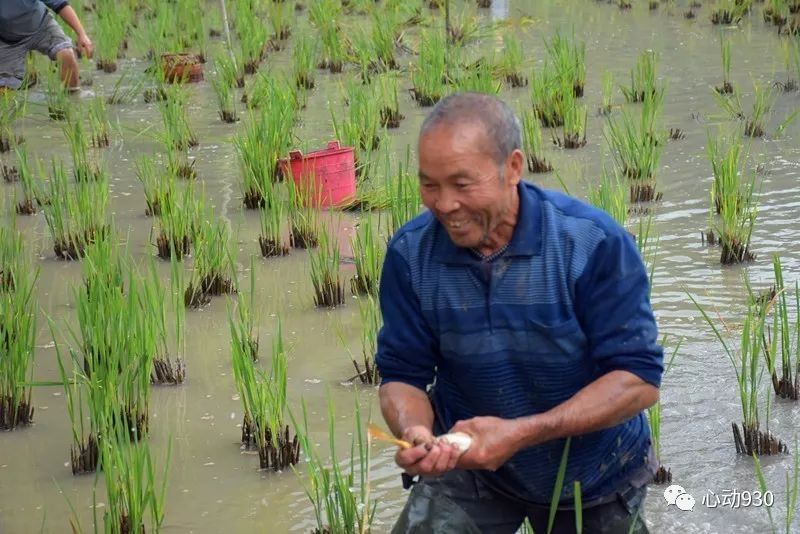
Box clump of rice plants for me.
[410,29,447,106]
[13,147,40,215]
[647,336,681,484]
[88,96,111,148]
[499,32,527,87]
[98,408,171,534]
[0,228,37,429]
[42,160,109,259]
[212,54,239,123]
[136,157,172,216]
[372,10,399,71]
[106,67,146,106]
[692,295,788,455]
[267,0,292,43]
[293,31,316,89]
[715,36,734,95]
[605,90,665,202]
[94,10,124,73]
[143,259,185,385]
[377,74,404,129]
[554,79,587,149]
[350,217,384,296]
[309,226,345,308]
[0,90,25,152]
[446,4,483,45]
[158,84,198,150]
[232,320,300,469]
[154,180,197,260]
[745,84,776,137]
[599,70,614,115]
[351,295,382,384]
[45,64,70,121]
[331,80,384,154]
[228,257,259,365]
[752,439,799,534]
[706,132,757,264]
[530,65,564,128]
[588,167,628,226]
[166,140,196,181]
[318,15,347,73]
[293,395,375,534]
[2,160,19,183]
[621,50,659,103]
[385,149,421,239]
[521,109,553,173]
[234,104,294,209]
[764,0,790,27]
[451,58,502,95]
[759,255,800,399]
[259,194,290,257]
[185,216,237,307]
[236,10,268,74]
[711,0,751,25]
[544,30,586,97]
[287,179,320,249]
[63,112,102,183]
[154,255,187,384]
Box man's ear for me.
[506,149,524,186]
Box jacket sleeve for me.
[43,1,70,13]
[574,227,664,388]
[375,245,438,392]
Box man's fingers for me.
[395,444,429,469]
[431,444,456,473]
[414,444,442,473]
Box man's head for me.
[418,92,525,251]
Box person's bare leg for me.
[56,48,79,90]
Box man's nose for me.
[435,189,460,214]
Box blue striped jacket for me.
[376,181,664,504]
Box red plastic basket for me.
[279,141,356,208]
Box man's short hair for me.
[419,92,523,165]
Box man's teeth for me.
[448,220,466,228]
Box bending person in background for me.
[376,92,664,533]
[0,0,93,91]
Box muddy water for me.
[2,0,800,532]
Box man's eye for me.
[455,183,469,189]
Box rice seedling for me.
[588,167,628,226]
[759,255,799,399]
[647,336,682,484]
[232,319,300,469]
[446,4,483,45]
[765,0,791,26]
[451,59,502,95]
[293,31,316,90]
[142,259,184,385]
[94,11,123,73]
[234,105,294,209]
[372,10,399,71]
[97,408,171,534]
[711,0,751,24]
[237,13,268,74]
[320,23,347,73]
[385,148,421,239]
[158,84,198,150]
[185,215,237,307]
[259,195,290,258]
[166,143,196,181]
[706,132,757,264]
[228,257,259,365]
[604,92,665,202]
[753,438,798,534]
[212,57,239,123]
[136,157,171,216]
[544,30,586,97]
[155,253,188,385]
[745,83,776,137]
[0,89,25,152]
[331,80,384,155]
[376,73,404,129]
[554,79,587,149]
[0,230,37,430]
[410,29,447,106]
[691,294,788,455]
[352,295,382,384]
[621,50,659,104]
[42,160,109,259]
[499,32,527,87]
[716,35,734,95]
[267,1,292,43]
[309,226,345,308]
[11,147,39,215]
[521,108,553,173]
[599,70,614,115]
[154,179,197,260]
[106,67,146,105]
[87,96,111,148]
[530,65,564,128]
[63,112,102,183]
[350,216,384,297]
[45,64,70,121]
[292,394,375,534]
[287,178,321,249]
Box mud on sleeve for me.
[574,228,664,388]
[375,246,437,392]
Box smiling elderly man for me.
[376,92,663,534]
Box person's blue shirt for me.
[0,0,69,43]
[376,180,664,505]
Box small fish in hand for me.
[368,424,472,455]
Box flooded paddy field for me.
[2,0,800,532]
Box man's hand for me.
[451,416,523,472]
[394,425,460,477]
[76,33,94,59]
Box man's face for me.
[418,122,520,249]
